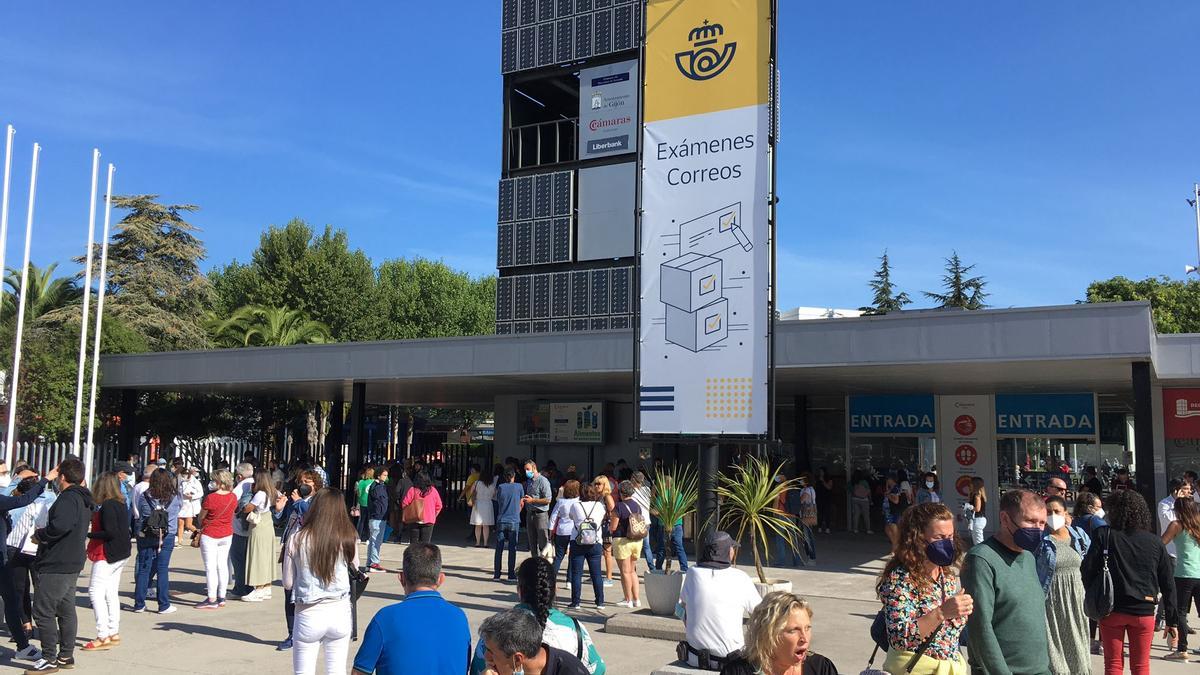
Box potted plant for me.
[643,463,699,616]
[714,454,803,597]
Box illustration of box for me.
[660,253,722,312]
[665,297,728,352]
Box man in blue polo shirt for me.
[352,542,470,675]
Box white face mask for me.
[1094,508,1105,519]
[1046,514,1066,532]
[0,474,11,488]
[925,481,935,489]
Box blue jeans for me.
[356,510,369,542]
[230,533,250,597]
[773,531,802,566]
[654,523,689,571]
[368,519,385,566]
[643,520,659,570]
[134,535,176,611]
[552,534,572,579]
[569,541,604,606]
[495,523,518,579]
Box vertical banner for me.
[937,395,997,534]
[638,0,772,435]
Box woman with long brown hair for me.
[876,502,973,674]
[82,471,131,651]
[282,488,359,674]
[132,468,182,613]
[243,469,279,601]
[1162,496,1200,661]
[592,476,616,588]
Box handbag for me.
[1084,528,1114,620]
[347,561,369,602]
[402,492,426,525]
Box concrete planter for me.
[645,569,686,616]
[753,579,793,598]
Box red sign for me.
[954,415,976,436]
[955,476,973,496]
[955,444,978,466]
[1164,389,1200,439]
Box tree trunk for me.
[306,402,319,457]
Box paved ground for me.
[0,523,1190,674]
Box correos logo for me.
[675,19,736,81]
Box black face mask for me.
[1006,517,1042,553]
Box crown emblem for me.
[676,19,736,82]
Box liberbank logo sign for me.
[994,393,1097,438]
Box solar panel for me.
[501,30,519,74]
[590,268,610,315]
[496,321,512,335]
[552,272,570,317]
[610,266,630,314]
[610,315,630,330]
[556,0,573,17]
[573,13,593,59]
[515,175,533,220]
[593,8,613,56]
[570,318,590,332]
[532,274,551,318]
[519,26,537,70]
[532,320,550,333]
[537,22,555,67]
[496,276,514,321]
[555,19,574,64]
[632,2,642,44]
[497,179,514,223]
[552,171,572,215]
[514,221,533,266]
[534,172,553,218]
[613,4,633,51]
[514,275,532,320]
[533,220,552,264]
[519,0,538,26]
[513,321,532,334]
[594,0,612,8]
[497,223,514,268]
[552,319,570,332]
[575,0,593,12]
[538,0,556,22]
[551,218,571,263]
[571,270,590,316]
[590,316,610,331]
[503,0,519,30]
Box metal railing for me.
[508,118,578,171]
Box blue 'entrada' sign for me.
[848,395,936,435]
[994,393,1097,437]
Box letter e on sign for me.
[954,415,976,436]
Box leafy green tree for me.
[1085,275,1200,333]
[859,250,911,315]
[2,262,83,325]
[208,305,332,348]
[373,258,496,339]
[99,195,212,351]
[210,220,376,341]
[924,251,988,310]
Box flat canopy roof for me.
[100,302,1169,407]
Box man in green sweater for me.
[962,488,1051,675]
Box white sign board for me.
[937,395,998,536]
[579,59,638,159]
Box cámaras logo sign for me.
[675,19,736,81]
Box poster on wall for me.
[517,401,605,444]
[579,59,639,159]
[937,395,997,534]
[1163,388,1200,477]
[637,0,772,436]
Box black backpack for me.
[141,498,170,545]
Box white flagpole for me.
[6,143,40,468]
[0,125,13,420]
[72,149,100,456]
[84,163,114,486]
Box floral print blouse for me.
[878,565,967,661]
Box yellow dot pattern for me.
[704,377,754,419]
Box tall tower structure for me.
[494,0,641,335]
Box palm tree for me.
[207,304,331,347]
[2,262,83,325]
[713,455,803,584]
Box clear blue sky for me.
[1,3,1197,311]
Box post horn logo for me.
[675,19,736,81]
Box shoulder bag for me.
[1083,528,1114,620]
[402,489,426,525]
[347,560,369,601]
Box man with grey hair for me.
[228,462,256,599]
[479,608,588,675]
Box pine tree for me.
[859,250,912,315]
[923,251,988,310]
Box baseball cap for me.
[113,461,134,475]
[698,531,738,569]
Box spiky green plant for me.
[651,463,699,574]
[714,455,803,583]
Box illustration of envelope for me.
[698,274,717,295]
[704,313,722,334]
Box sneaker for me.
[130,605,146,613]
[1165,651,1190,661]
[594,603,604,610]
[14,646,41,661]
[369,564,384,572]
[23,658,58,673]
[241,589,263,602]
[158,605,177,615]
[566,603,581,610]
[54,656,74,670]
[216,597,227,607]
[276,638,293,651]
[633,599,641,608]
[602,580,614,587]
[194,599,219,610]
[616,600,632,608]
[227,593,242,601]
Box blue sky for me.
[0,2,1197,311]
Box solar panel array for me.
[497,170,574,269]
[495,265,633,334]
[501,0,640,73]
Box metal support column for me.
[698,443,719,549]
[117,389,139,461]
[793,395,809,474]
[1131,362,1156,506]
[347,383,367,494]
[326,396,345,490]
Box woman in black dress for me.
[720,592,837,675]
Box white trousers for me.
[969,516,987,545]
[88,557,128,639]
[200,534,232,600]
[292,597,352,675]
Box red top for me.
[86,512,105,562]
[401,486,444,525]
[201,492,238,539]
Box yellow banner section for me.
[644,0,770,123]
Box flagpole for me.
[0,126,13,450]
[84,163,114,486]
[72,149,100,457]
[6,143,40,468]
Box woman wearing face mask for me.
[876,503,972,675]
[915,473,941,505]
[1081,490,1176,675]
[718,592,837,675]
[1161,497,1200,662]
[1034,496,1090,675]
[1071,493,1106,538]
